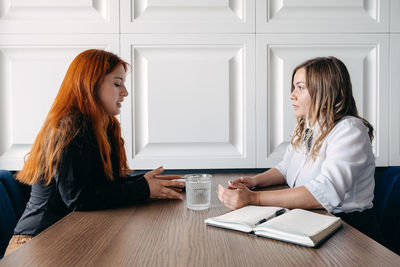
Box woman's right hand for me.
[144,166,184,200]
[228,176,257,189]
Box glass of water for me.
[184,174,212,210]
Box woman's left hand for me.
[217,181,259,210]
[144,167,184,200]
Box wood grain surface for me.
[1,173,399,267]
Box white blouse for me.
[275,116,375,214]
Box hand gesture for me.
[227,176,257,189]
[144,166,184,200]
[217,181,259,210]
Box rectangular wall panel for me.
[256,0,389,33]
[391,0,400,32]
[256,34,389,168]
[0,0,118,33]
[120,0,255,33]
[390,34,400,164]
[121,34,255,169]
[0,35,119,170]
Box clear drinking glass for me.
[184,174,212,210]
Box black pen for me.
[255,208,287,226]
[255,218,267,226]
[275,208,286,216]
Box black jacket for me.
[14,121,150,236]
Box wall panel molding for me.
[121,0,255,33]
[0,35,119,170]
[390,34,400,164]
[121,34,255,169]
[256,34,389,167]
[391,0,400,32]
[0,0,118,33]
[256,0,389,33]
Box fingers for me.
[227,183,235,189]
[228,181,247,190]
[236,177,246,183]
[145,167,183,181]
[217,185,236,207]
[159,187,183,200]
[217,184,225,202]
[228,180,241,189]
[146,166,164,177]
[161,180,185,188]
[154,175,183,180]
[168,187,183,193]
[217,183,250,210]
[148,175,184,200]
[228,177,252,188]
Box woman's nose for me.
[121,86,128,97]
[290,90,296,100]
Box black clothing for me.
[335,208,386,245]
[14,120,150,236]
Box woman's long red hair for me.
[16,49,131,185]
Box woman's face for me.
[290,68,312,119]
[98,64,128,116]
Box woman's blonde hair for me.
[17,49,132,185]
[290,56,373,158]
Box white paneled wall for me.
[256,0,389,33]
[0,1,119,33]
[121,0,255,33]
[0,0,398,170]
[256,34,389,167]
[391,0,400,32]
[120,35,255,169]
[390,34,400,165]
[0,35,119,169]
[390,0,400,164]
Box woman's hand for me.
[227,176,257,189]
[144,166,184,200]
[217,181,260,210]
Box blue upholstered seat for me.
[0,170,29,258]
[0,170,27,218]
[374,166,400,255]
[0,182,18,258]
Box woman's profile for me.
[5,49,184,256]
[217,56,383,242]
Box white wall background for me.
[0,0,398,170]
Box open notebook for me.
[205,206,342,247]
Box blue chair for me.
[0,170,27,218]
[374,166,400,255]
[0,170,30,259]
[0,182,18,258]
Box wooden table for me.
[1,173,399,267]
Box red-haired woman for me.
[4,49,184,256]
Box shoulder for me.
[58,112,89,130]
[327,116,371,143]
[57,112,96,149]
[332,116,367,133]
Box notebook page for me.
[210,206,282,226]
[258,209,340,238]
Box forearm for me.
[257,186,323,210]
[253,168,286,187]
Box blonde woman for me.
[217,56,383,241]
